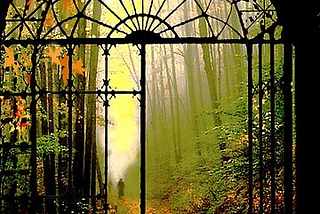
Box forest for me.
[0,0,295,213]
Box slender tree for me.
[84,0,101,210]
[46,61,56,213]
[73,0,86,195]
[197,0,222,127]
[183,2,199,139]
[169,44,182,161]
[39,61,56,213]
[162,45,179,163]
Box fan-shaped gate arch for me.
[2,0,278,40]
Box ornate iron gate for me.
[0,0,294,213]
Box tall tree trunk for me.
[197,1,222,127]
[58,67,68,213]
[73,0,86,195]
[47,62,56,213]
[84,0,101,210]
[169,44,182,161]
[158,46,171,167]
[149,64,161,169]
[194,44,205,111]
[40,62,56,213]
[162,45,179,163]
[183,3,199,140]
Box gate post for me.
[283,37,293,214]
[246,42,253,214]
[139,43,147,214]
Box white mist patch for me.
[97,110,139,185]
[108,94,140,184]
[97,46,140,186]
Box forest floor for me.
[108,197,173,214]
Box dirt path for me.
[108,197,173,214]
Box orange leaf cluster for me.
[3,46,19,75]
[59,52,70,85]
[72,59,87,75]
[0,96,31,131]
[44,10,54,27]
[239,134,248,144]
[25,0,34,11]
[62,0,72,9]
[15,96,28,118]
[15,96,30,130]
[47,47,86,85]
[2,45,33,82]
[47,47,62,65]
[21,53,31,67]
[62,0,80,15]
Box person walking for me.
[117,178,125,199]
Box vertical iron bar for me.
[30,45,38,213]
[58,66,64,214]
[104,45,109,211]
[12,67,18,214]
[247,43,253,214]
[258,43,264,213]
[67,45,74,214]
[284,42,293,214]
[140,44,146,214]
[142,0,144,29]
[270,35,276,214]
[0,46,2,206]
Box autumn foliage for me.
[46,47,86,84]
[2,45,86,85]
[0,96,30,131]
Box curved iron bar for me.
[19,0,32,40]
[49,1,75,38]
[118,0,139,31]
[205,0,214,13]
[107,13,179,39]
[130,0,140,30]
[193,0,205,14]
[216,3,234,38]
[72,0,81,13]
[233,0,248,37]
[146,0,168,31]
[4,0,47,40]
[244,3,277,32]
[145,0,155,31]
[150,0,189,32]
[207,14,244,39]
[43,0,128,39]
[97,0,135,33]
[4,0,279,41]
[158,14,204,35]
[69,0,93,38]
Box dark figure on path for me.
[117,178,125,199]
